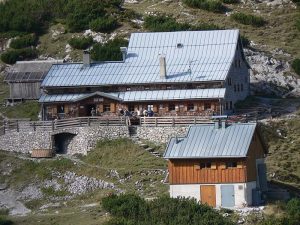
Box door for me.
[258,164,268,191]
[200,185,216,207]
[221,185,235,207]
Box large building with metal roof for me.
[164,122,267,208]
[39,29,250,119]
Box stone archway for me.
[53,132,76,154]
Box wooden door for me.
[200,185,216,207]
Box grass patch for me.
[183,0,224,13]
[41,186,70,197]
[0,101,40,120]
[291,58,300,75]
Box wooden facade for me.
[168,129,266,185]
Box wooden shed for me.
[164,122,268,208]
[4,60,63,103]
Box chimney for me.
[83,50,91,67]
[120,47,127,62]
[214,121,219,129]
[222,121,226,129]
[159,55,167,79]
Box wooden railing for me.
[140,116,212,127]
[1,116,126,134]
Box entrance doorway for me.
[53,133,76,154]
[200,185,216,207]
[86,104,96,116]
[221,185,235,207]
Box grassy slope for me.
[0,138,167,224]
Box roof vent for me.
[212,115,228,129]
[177,43,183,48]
[83,50,91,67]
[159,55,167,79]
[120,47,127,62]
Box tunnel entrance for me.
[53,133,76,154]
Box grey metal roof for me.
[42,30,240,87]
[164,123,257,159]
[39,88,225,103]
[5,60,64,82]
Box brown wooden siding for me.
[246,130,265,182]
[168,158,247,184]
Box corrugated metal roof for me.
[5,60,64,82]
[164,123,257,159]
[42,30,240,87]
[39,88,225,103]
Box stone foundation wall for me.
[136,126,189,144]
[0,130,52,154]
[0,125,190,155]
[67,126,129,155]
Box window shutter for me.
[53,106,57,114]
[153,105,158,113]
[211,162,217,170]
[219,162,226,169]
[110,103,116,113]
[237,162,243,168]
[65,105,69,114]
[166,104,169,112]
[194,164,200,170]
[99,104,104,113]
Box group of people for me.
[118,108,154,117]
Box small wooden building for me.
[39,30,250,120]
[164,122,268,208]
[4,60,63,103]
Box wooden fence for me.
[140,116,212,127]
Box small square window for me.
[200,162,211,169]
[103,104,110,112]
[169,104,175,111]
[204,102,211,110]
[128,105,134,112]
[187,103,194,111]
[226,162,237,168]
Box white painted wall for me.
[170,181,257,208]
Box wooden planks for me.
[169,159,247,184]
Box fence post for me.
[155,117,157,127]
[194,118,196,124]
[172,118,175,127]
[52,121,54,131]
[79,118,82,127]
[88,117,90,126]
[16,120,19,132]
[33,122,36,131]
[106,119,109,126]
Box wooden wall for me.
[168,158,247,184]
[168,130,266,185]
[11,82,41,99]
[246,130,266,181]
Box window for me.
[103,104,110,112]
[237,84,240,92]
[128,105,134,112]
[57,105,64,113]
[241,83,244,92]
[168,104,175,111]
[234,84,237,92]
[126,87,131,91]
[147,105,153,111]
[177,43,183,48]
[227,77,232,86]
[200,162,211,169]
[204,102,211,110]
[86,87,91,92]
[187,103,194,111]
[226,162,237,168]
[230,101,233,110]
[225,102,228,110]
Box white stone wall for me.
[224,45,250,114]
[136,126,189,144]
[170,181,257,208]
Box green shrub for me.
[91,38,128,61]
[144,14,220,32]
[1,48,38,64]
[0,216,13,225]
[231,12,266,27]
[183,0,224,13]
[66,0,122,32]
[69,36,93,50]
[222,0,239,3]
[10,34,38,49]
[292,58,300,75]
[296,18,300,32]
[102,194,234,225]
[89,17,118,32]
[286,198,300,224]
